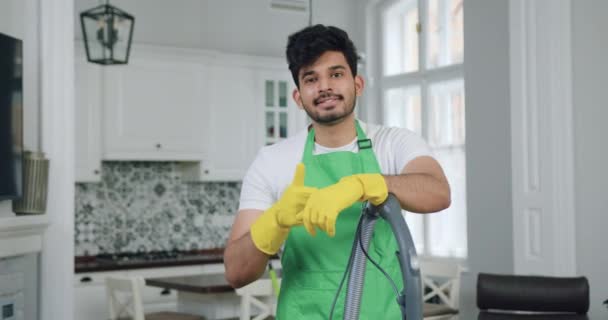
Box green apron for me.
[276,121,403,319]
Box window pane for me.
[382,0,419,75]
[265,111,275,138]
[279,112,287,138]
[449,0,464,64]
[383,87,422,135]
[426,0,464,69]
[427,79,465,147]
[265,80,274,107]
[278,81,288,107]
[427,146,467,258]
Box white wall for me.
[572,1,608,317]
[461,0,514,317]
[74,0,361,58]
[0,1,23,39]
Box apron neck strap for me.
[304,120,371,156]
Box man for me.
[224,24,451,319]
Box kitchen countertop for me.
[74,248,225,273]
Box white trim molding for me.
[510,0,576,276]
[39,0,75,319]
[0,215,50,258]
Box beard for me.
[302,91,357,125]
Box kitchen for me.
[73,1,328,319]
[1,0,608,320]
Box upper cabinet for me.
[184,56,306,181]
[74,45,307,182]
[258,70,308,146]
[103,55,209,161]
[74,58,102,182]
[192,63,259,181]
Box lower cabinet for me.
[73,264,224,320]
[74,270,128,320]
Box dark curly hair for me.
[286,24,359,88]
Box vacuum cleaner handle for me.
[367,194,424,320]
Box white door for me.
[510,0,576,276]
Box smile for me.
[314,95,343,109]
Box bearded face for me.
[293,51,363,126]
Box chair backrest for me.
[477,273,589,315]
[419,259,462,309]
[106,276,147,320]
[235,278,281,320]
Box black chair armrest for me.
[478,311,589,320]
[477,273,589,314]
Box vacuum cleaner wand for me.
[343,194,423,320]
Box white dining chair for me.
[420,259,462,320]
[105,276,204,320]
[235,278,280,320]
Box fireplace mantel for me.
[0,215,50,258]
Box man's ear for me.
[293,88,304,109]
[354,75,365,97]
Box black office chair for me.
[476,273,589,320]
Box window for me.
[377,0,466,258]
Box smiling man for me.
[224,24,451,319]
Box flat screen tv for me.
[0,33,23,200]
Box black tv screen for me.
[0,33,23,200]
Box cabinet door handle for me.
[204,169,210,174]
[161,288,171,295]
[80,276,92,283]
[93,169,100,175]
[156,143,162,149]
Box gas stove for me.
[95,250,222,266]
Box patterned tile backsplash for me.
[75,162,241,256]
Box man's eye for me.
[332,72,343,78]
[304,77,316,83]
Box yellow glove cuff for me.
[350,173,388,205]
[250,204,289,255]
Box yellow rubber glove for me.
[250,164,316,255]
[351,173,389,206]
[298,173,388,237]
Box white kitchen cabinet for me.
[258,69,308,146]
[74,57,103,182]
[74,44,308,180]
[181,62,308,181]
[103,55,209,161]
[73,264,224,320]
[182,63,260,181]
[73,270,128,320]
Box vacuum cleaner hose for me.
[343,213,378,319]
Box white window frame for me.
[368,0,466,260]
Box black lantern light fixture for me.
[80,0,135,65]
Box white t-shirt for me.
[238,121,433,211]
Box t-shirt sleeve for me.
[392,128,434,173]
[238,148,276,212]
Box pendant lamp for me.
[80,0,135,65]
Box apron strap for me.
[303,120,380,174]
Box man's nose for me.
[317,76,332,93]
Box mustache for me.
[314,92,343,105]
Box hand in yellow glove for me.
[297,173,388,237]
[250,163,316,255]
